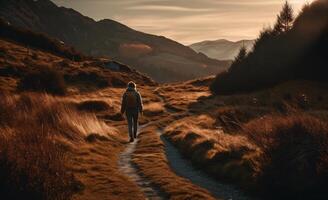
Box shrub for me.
[18,67,67,95]
[72,71,108,88]
[243,114,328,199]
[215,106,270,132]
[77,100,111,112]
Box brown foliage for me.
[0,93,114,199]
[18,67,67,95]
[77,100,111,112]
[0,94,78,199]
[164,115,258,187]
[0,19,86,61]
[243,114,328,199]
[133,125,216,199]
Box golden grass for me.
[0,92,140,200]
[132,125,216,200]
[0,93,85,199]
[156,83,210,112]
[149,80,328,199]
[70,139,145,200]
[164,115,259,187]
[143,102,165,117]
[241,114,328,198]
[0,38,155,94]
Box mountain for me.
[0,19,156,93]
[210,0,328,95]
[190,39,255,60]
[0,0,230,83]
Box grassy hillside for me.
[0,23,158,199]
[210,0,328,95]
[0,29,156,94]
[0,19,85,61]
[0,0,230,83]
[157,79,328,199]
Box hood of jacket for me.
[126,87,136,92]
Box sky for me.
[52,0,313,45]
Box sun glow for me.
[52,0,317,44]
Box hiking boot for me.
[129,138,134,143]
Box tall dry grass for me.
[18,67,67,95]
[164,115,259,187]
[242,114,328,199]
[0,92,115,200]
[164,113,328,199]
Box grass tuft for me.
[18,67,66,95]
[242,114,328,199]
[0,93,115,199]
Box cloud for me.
[126,5,214,12]
[52,0,313,44]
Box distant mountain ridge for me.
[0,0,230,83]
[190,39,255,60]
[0,19,156,93]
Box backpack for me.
[126,91,138,108]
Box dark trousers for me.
[126,109,139,138]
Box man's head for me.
[127,81,136,89]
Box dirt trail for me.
[158,130,254,200]
[118,89,255,200]
[118,124,165,200]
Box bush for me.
[18,67,67,95]
[215,106,269,132]
[72,71,109,88]
[243,114,328,199]
[77,100,111,112]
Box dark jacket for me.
[120,87,143,114]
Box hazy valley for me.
[190,39,255,60]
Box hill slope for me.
[190,39,255,60]
[0,0,230,83]
[0,20,156,93]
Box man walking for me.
[121,81,143,142]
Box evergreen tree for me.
[235,45,247,63]
[274,1,294,34]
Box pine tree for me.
[274,1,294,34]
[235,45,247,63]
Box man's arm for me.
[120,93,126,114]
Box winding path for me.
[118,89,256,200]
[159,130,254,200]
[118,124,164,200]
